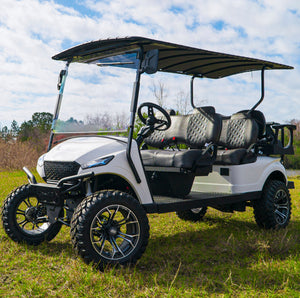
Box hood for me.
[44,136,127,164]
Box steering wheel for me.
[137,102,171,131]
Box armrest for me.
[262,122,295,155]
[271,123,296,130]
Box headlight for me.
[82,155,114,169]
[37,154,46,167]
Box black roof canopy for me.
[52,36,293,79]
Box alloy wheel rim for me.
[16,196,50,235]
[90,204,140,261]
[274,189,289,225]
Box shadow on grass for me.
[22,214,300,261]
[34,241,75,258]
[137,216,300,293]
[19,215,300,294]
[14,230,75,258]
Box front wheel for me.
[1,184,63,245]
[253,180,291,229]
[70,190,149,270]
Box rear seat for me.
[214,111,263,165]
[141,107,222,174]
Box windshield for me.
[52,63,135,136]
[91,52,139,69]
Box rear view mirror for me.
[141,49,159,74]
[57,69,66,90]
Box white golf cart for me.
[2,37,296,270]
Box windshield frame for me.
[48,47,145,184]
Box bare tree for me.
[176,91,189,115]
[151,81,167,108]
[85,112,113,130]
[85,112,129,131]
[115,112,128,130]
[290,119,300,139]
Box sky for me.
[0,0,299,129]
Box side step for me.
[143,191,261,214]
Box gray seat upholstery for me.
[142,149,213,169]
[215,112,259,165]
[144,108,221,149]
[140,108,222,171]
[238,110,266,139]
[215,148,257,165]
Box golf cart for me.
[2,37,296,270]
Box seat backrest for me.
[144,107,222,148]
[218,112,259,149]
[238,110,266,139]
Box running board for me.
[143,191,261,214]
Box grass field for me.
[0,170,299,297]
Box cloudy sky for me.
[0,0,299,129]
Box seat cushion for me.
[215,149,257,165]
[141,149,213,169]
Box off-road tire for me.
[253,180,291,229]
[1,184,63,245]
[70,190,149,270]
[176,207,207,222]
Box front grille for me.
[44,161,80,181]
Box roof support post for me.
[249,66,266,113]
[47,61,70,151]
[190,75,202,109]
[190,76,196,109]
[126,48,144,183]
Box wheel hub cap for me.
[108,226,118,236]
[25,207,37,222]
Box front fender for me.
[78,144,153,205]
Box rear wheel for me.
[253,180,291,229]
[1,184,63,245]
[70,190,149,270]
[176,206,207,222]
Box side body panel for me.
[192,156,287,194]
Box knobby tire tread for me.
[253,180,291,229]
[70,190,149,270]
[1,184,62,245]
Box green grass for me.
[1,171,299,297]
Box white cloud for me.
[0,0,299,129]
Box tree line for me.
[1,112,52,141]
[1,111,129,140]
[1,111,300,169]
